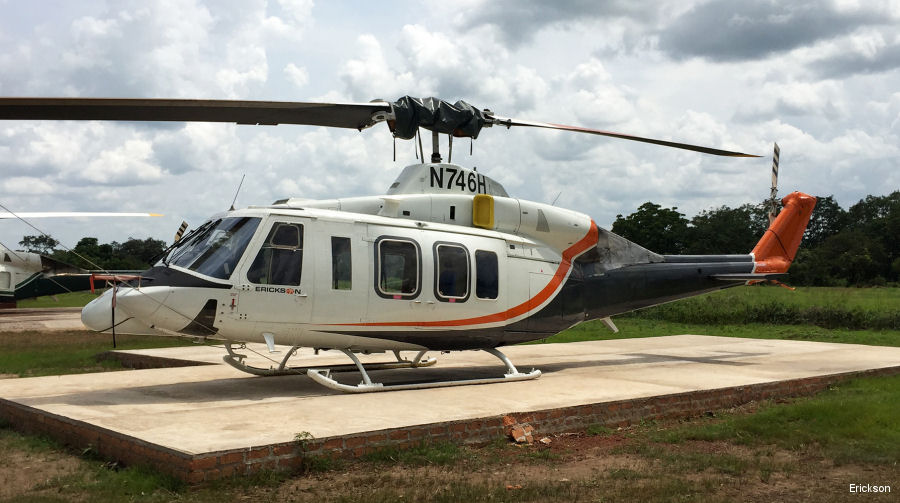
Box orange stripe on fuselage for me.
[329,221,600,328]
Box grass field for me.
[1,286,898,501]
[538,285,900,347]
[0,331,200,377]
[626,285,900,330]
[16,291,102,308]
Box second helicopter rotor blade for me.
[0,98,393,130]
[489,116,760,158]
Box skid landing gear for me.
[307,347,541,393]
[222,342,437,377]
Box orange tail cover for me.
[751,192,817,273]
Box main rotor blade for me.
[489,116,761,157]
[0,211,162,219]
[0,98,393,129]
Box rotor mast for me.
[431,130,441,163]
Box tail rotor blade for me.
[769,142,780,224]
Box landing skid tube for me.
[307,347,542,393]
[222,342,436,377]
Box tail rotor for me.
[769,143,780,225]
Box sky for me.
[1,0,899,250]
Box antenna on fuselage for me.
[229,174,246,211]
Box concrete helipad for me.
[0,307,85,331]
[2,335,899,483]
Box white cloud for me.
[83,139,162,184]
[0,0,898,247]
[2,177,55,195]
[284,63,309,88]
[340,34,418,101]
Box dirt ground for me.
[3,425,896,503]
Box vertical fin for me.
[752,192,816,273]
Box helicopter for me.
[0,96,816,392]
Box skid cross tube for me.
[222,342,435,377]
[306,347,541,393]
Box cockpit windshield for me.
[164,217,260,279]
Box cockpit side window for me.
[166,217,260,279]
[247,222,304,286]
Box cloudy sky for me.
[1,0,898,250]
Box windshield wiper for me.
[154,221,212,266]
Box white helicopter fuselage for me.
[83,161,798,357]
[83,164,601,352]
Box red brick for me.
[449,423,466,433]
[429,426,446,436]
[548,409,566,419]
[409,428,426,439]
[273,444,296,456]
[185,471,205,484]
[218,452,243,465]
[192,456,218,470]
[345,436,366,449]
[220,464,240,478]
[366,433,387,443]
[389,430,409,441]
[247,447,270,460]
[322,437,343,450]
[278,457,300,468]
[466,420,483,432]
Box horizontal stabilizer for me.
[710,273,788,282]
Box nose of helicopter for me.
[81,289,116,331]
[82,286,168,332]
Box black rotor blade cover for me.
[390,96,487,140]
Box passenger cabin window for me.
[247,222,304,286]
[331,236,352,290]
[475,250,499,299]
[435,243,469,302]
[376,238,419,298]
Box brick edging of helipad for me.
[2,365,899,484]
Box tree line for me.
[19,235,167,271]
[611,191,900,286]
[16,191,899,285]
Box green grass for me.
[362,441,469,466]
[628,285,900,329]
[651,375,900,465]
[533,286,900,347]
[541,317,900,347]
[17,291,101,308]
[0,331,200,377]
